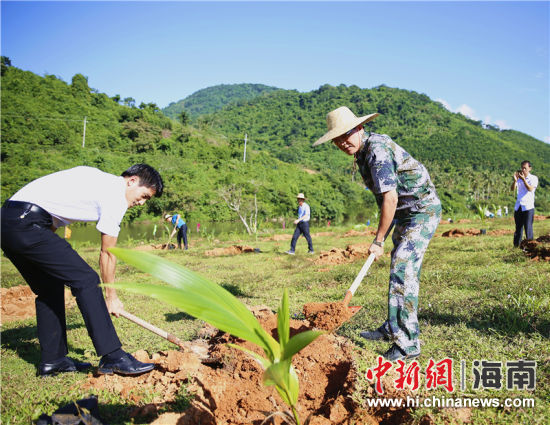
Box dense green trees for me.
[162,83,281,120]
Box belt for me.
[2,201,51,218]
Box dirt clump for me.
[134,243,177,251]
[534,215,550,221]
[1,285,76,324]
[303,302,356,332]
[520,234,550,261]
[204,245,255,256]
[343,229,376,238]
[441,228,514,238]
[314,244,370,265]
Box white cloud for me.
[544,136,550,144]
[435,98,451,111]
[493,119,510,130]
[456,104,478,121]
[438,98,511,129]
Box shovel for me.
[119,310,186,350]
[342,221,395,315]
[342,253,376,315]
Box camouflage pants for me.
[381,202,441,354]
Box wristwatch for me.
[372,240,384,248]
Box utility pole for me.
[243,133,247,162]
[82,116,87,148]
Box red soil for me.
[0,285,76,324]
[520,234,550,261]
[441,228,514,237]
[204,245,255,256]
[303,301,356,332]
[314,244,371,265]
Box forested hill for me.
[162,83,281,121]
[205,83,549,173]
[198,83,550,211]
[0,60,371,224]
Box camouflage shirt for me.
[355,132,439,215]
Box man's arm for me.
[519,174,535,192]
[169,214,181,238]
[100,233,124,317]
[511,172,518,191]
[369,189,398,260]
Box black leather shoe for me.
[38,357,92,376]
[383,344,420,361]
[98,351,155,376]
[360,327,390,341]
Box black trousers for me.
[1,203,121,362]
[290,221,313,252]
[514,208,535,247]
[177,223,188,249]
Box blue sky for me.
[2,1,549,142]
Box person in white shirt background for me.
[511,160,538,247]
[285,193,314,255]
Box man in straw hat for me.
[313,106,441,361]
[285,193,314,255]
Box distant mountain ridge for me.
[162,83,281,120]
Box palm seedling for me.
[107,248,323,424]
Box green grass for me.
[1,217,549,424]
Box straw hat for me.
[312,106,379,146]
[296,193,306,200]
[164,214,172,219]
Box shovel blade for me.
[348,305,362,315]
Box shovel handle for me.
[119,310,185,349]
[347,253,376,297]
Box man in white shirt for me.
[1,164,164,376]
[285,193,314,255]
[511,161,538,246]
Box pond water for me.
[56,214,372,245]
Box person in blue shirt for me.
[165,213,188,250]
[286,193,314,255]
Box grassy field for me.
[1,217,549,424]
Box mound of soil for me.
[204,245,255,257]
[534,215,550,221]
[343,229,376,238]
[441,228,514,238]
[134,243,177,251]
[82,306,415,425]
[520,234,550,261]
[441,228,480,237]
[314,244,370,265]
[0,285,76,324]
[303,302,356,332]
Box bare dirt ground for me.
[81,306,423,425]
[0,285,76,324]
[440,228,514,237]
[302,301,356,332]
[134,243,177,251]
[204,245,256,257]
[520,234,550,261]
[314,244,371,266]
